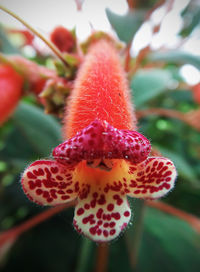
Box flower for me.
[0,64,24,125]
[50,26,75,53]
[21,40,177,242]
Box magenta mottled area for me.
[53,119,151,166]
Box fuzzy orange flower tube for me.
[21,41,177,242]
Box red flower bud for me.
[192,83,200,104]
[50,26,75,53]
[0,64,24,125]
[8,29,34,46]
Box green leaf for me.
[180,2,200,37]
[12,102,62,157]
[155,145,198,183]
[148,51,200,70]
[130,69,173,107]
[105,8,145,43]
[138,207,200,272]
[76,238,94,272]
[0,24,20,54]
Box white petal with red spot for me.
[125,157,177,199]
[21,160,79,205]
[73,187,131,242]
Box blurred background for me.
[0,0,200,271]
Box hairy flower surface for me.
[21,41,177,242]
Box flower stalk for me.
[76,238,93,272]
[0,201,76,249]
[0,5,69,67]
[136,108,200,132]
[125,199,146,270]
[94,243,109,272]
[146,200,200,233]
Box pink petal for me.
[73,186,131,242]
[125,157,177,199]
[21,160,79,205]
[53,120,150,165]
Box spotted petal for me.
[124,157,177,199]
[53,119,150,166]
[21,160,79,205]
[73,187,131,242]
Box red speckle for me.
[77,208,84,215]
[134,190,141,194]
[110,229,116,235]
[112,212,121,220]
[43,191,50,198]
[84,203,90,209]
[117,198,123,206]
[56,175,63,181]
[91,199,96,208]
[96,208,103,219]
[66,189,73,194]
[166,177,171,182]
[93,192,98,198]
[36,189,43,195]
[57,190,65,194]
[98,194,106,205]
[28,181,36,190]
[164,170,172,177]
[110,222,116,228]
[97,220,103,225]
[51,167,59,174]
[107,203,114,211]
[35,179,41,187]
[124,211,130,217]
[97,229,102,236]
[103,230,108,237]
[164,183,170,189]
[82,217,89,224]
[157,162,164,170]
[47,197,53,203]
[89,227,97,235]
[61,195,70,200]
[27,172,37,179]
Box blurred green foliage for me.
[0,1,200,272]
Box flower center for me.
[87,159,114,171]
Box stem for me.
[0,5,69,67]
[137,108,185,120]
[94,243,109,272]
[76,237,93,272]
[128,46,150,78]
[136,108,200,132]
[124,43,132,73]
[125,199,146,270]
[126,0,135,10]
[146,200,200,233]
[0,201,76,245]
